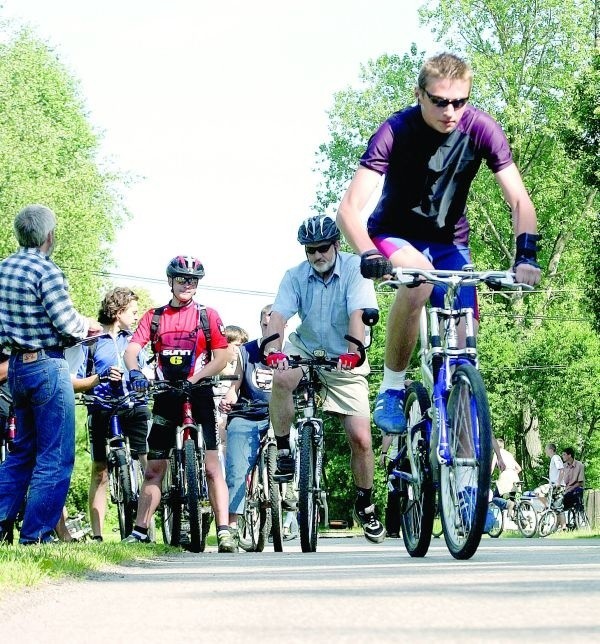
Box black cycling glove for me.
[128,369,149,393]
[360,249,393,279]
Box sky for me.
[1,0,436,338]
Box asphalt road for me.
[3,536,600,643]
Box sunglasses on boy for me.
[173,276,199,285]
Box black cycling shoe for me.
[0,521,14,545]
[353,504,386,544]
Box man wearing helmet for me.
[122,256,238,552]
[264,216,385,544]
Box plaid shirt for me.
[0,248,88,351]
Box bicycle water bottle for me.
[109,415,124,447]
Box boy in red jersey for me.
[123,256,237,552]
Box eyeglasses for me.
[305,243,333,255]
[173,276,199,285]
[423,89,469,109]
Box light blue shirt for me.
[273,251,378,357]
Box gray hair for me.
[14,204,57,248]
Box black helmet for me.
[166,255,205,279]
[297,215,340,246]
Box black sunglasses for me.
[305,243,333,255]
[423,89,469,109]
[173,276,199,285]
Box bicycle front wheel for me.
[440,364,492,560]
[516,500,537,538]
[400,382,435,557]
[538,509,558,537]
[184,439,202,553]
[298,421,319,553]
[487,503,504,538]
[267,443,283,552]
[114,450,134,540]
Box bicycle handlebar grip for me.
[259,333,281,363]
[344,334,366,367]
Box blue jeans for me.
[225,417,267,515]
[0,355,75,543]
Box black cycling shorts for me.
[147,390,218,459]
[88,406,151,461]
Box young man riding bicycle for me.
[123,256,237,552]
[336,52,541,435]
[264,215,385,543]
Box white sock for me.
[379,367,406,393]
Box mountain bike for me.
[383,267,531,559]
[227,401,279,552]
[149,376,238,552]
[260,313,375,554]
[78,391,147,540]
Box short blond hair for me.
[418,52,473,91]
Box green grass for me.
[0,541,175,590]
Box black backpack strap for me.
[85,338,98,377]
[150,305,167,354]
[197,304,211,358]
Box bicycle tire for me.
[196,444,212,553]
[400,382,435,557]
[440,364,492,560]
[256,450,271,552]
[161,455,182,546]
[114,450,134,540]
[538,509,558,537]
[240,460,261,552]
[184,439,202,553]
[487,503,504,538]
[267,443,283,552]
[515,500,537,538]
[298,421,319,553]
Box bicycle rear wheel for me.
[400,382,435,557]
[440,364,492,560]
[184,438,202,553]
[161,455,182,546]
[298,421,320,553]
[515,500,537,538]
[267,443,283,552]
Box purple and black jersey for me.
[361,105,513,245]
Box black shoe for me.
[353,504,386,544]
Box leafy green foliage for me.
[0,30,126,315]
[315,0,600,518]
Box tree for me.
[0,29,125,314]
[314,0,600,506]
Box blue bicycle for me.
[382,267,530,559]
[79,391,147,540]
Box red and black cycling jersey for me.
[131,300,228,380]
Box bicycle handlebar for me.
[77,390,146,411]
[147,375,240,396]
[259,333,367,368]
[382,267,534,291]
